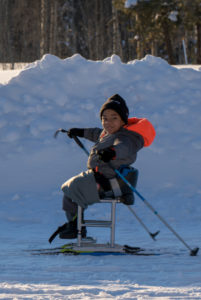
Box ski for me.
[28,243,165,256]
[123,245,142,251]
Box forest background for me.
[0,0,201,67]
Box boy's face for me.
[101,109,125,134]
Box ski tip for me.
[190,247,199,256]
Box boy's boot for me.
[120,192,134,205]
[59,214,87,239]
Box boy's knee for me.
[61,180,72,195]
[61,180,68,191]
[61,175,79,192]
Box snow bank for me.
[1,54,201,207]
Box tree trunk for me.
[40,0,50,57]
[196,22,201,64]
[0,0,14,64]
[162,20,175,64]
[151,41,158,57]
[135,13,143,59]
[112,0,123,57]
[49,2,57,55]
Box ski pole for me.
[72,135,90,156]
[114,168,199,256]
[71,136,160,241]
[128,206,159,241]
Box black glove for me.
[98,147,116,162]
[67,128,84,138]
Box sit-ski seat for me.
[77,167,139,248]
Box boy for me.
[60,94,155,239]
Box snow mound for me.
[0,54,201,204]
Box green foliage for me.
[114,0,201,63]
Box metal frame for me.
[77,199,121,247]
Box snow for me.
[0,70,21,84]
[0,54,201,299]
[168,11,178,22]
[125,0,138,8]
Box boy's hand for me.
[98,147,116,162]
[67,128,84,138]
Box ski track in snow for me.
[0,56,201,299]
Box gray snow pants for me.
[61,170,100,222]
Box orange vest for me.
[124,117,156,147]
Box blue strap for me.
[118,165,138,177]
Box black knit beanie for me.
[100,94,129,124]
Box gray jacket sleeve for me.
[84,128,102,143]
